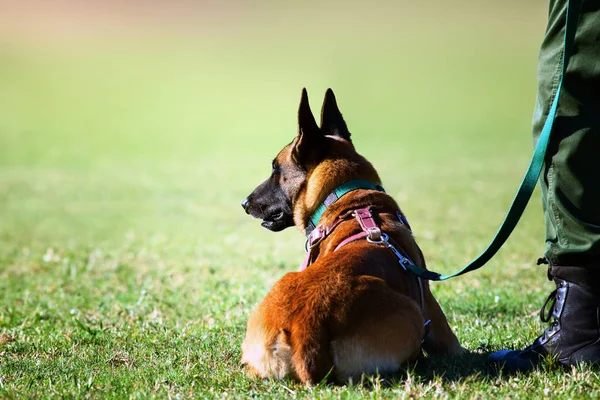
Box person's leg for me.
[539,0,600,282]
[488,0,600,372]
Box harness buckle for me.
[305,225,325,252]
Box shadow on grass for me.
[402,347,550,385]
[413,350,493,383]
[365,348,528,388]
[320,351,500,389]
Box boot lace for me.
[540,289,558,323]
[539,288,561,341]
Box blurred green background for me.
[1,1,571,397]
[0,1,547,261]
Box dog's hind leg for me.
[330,276,425,383]
[289,325,334,385]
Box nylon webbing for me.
[410,0,581,281]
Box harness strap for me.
[354,207,383,242]
[334,231,368,252]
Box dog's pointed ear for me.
[293,88,324,166]
[320,88,350,141]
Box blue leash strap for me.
[412,0,581,281]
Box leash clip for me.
[380,237,412,271]
[365,232,411,272]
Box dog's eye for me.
[272,163,280,174]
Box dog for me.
[240,88,463,384]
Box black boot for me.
[488,276,600,373]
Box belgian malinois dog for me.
[241,89,463,384]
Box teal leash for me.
[407,0,581,281]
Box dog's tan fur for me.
[242,89,463,384]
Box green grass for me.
[2,2,600,398]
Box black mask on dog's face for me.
[241,160,297,232]
[242,88,351,232]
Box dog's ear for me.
[320,88,350,141]
[293,88,325,166]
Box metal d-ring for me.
[367,231,389,244]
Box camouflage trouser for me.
[534,0,600,283]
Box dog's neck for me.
[291,143,383,233]
[304,180,386,236]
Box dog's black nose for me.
[241,197,250,213]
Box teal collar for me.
[305,179,385,236]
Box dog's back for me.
[242,240,426,383]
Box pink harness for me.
[302,206,413,271]
[301,206,430,340]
